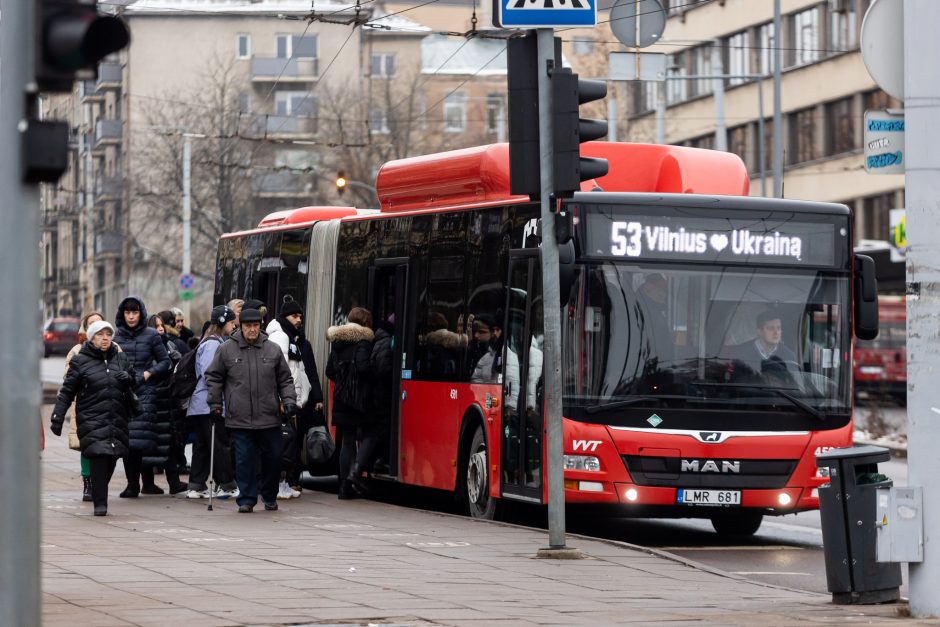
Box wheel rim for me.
[467,447,487,507]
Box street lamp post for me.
[181,132,205,324]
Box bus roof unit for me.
[375,142,750,213]
[256,206,359,228]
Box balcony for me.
[95,175,122,201]
[81,80,103,102]
[251,170,316,197]
[96,62,123,89]
[57,267,80,287]
[250,57,318,82]
[94,119,122,148]
[248,114,317,137]
[94,230,124,257]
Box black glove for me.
[284,404,299,420]
[50,418,62,436]
[113,370,132,384]
[210,407,223,421]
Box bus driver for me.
[729,309,798,384]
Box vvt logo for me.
[572,440,601,452]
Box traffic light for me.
[35,0,130,93]
[335,171,347,195]
[551,67,608,196]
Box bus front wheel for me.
[464,426,498,520]
[710,511,763,536]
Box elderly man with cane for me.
[205,308,297,513]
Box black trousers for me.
[188,414,236,491]
[123,449,155,490]
[88,456,118,508]
[338,424,381,484]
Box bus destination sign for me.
[583,208,840,267]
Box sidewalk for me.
[40,420,922,626]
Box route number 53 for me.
[611,221,642,257]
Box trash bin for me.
[816,445,901,604]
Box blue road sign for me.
[179,273,194,290]
[494,0,596,28]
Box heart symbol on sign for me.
[710,233,729,252]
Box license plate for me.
[676,489,741,506]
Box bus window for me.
[277,228,311,312]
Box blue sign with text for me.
[493,0,596,28]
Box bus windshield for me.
[563,262,852,426]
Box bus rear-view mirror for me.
[854,254,879,341]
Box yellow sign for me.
[890,211,906,250]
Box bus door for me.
[368,258,409,478]
[500,252,544,503]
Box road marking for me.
[733,571,813,576]
[662,545,804,551]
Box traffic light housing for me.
[36,0,130,93]
[551,68,608,196]
[336,171,347,195]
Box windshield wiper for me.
[690,381,824,421]
[584,395,701,415]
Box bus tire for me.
[463,425,498,520]
[710,511,763,536]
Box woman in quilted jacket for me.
[51,321,136,516]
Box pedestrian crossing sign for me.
[494,0,596,28]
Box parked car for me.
[43,317,80,357]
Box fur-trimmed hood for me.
[327,322,374,344]
[422,328,467,350]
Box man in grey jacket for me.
[205,308,297,513]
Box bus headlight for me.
[778,493,792,506]
[563,455,601,472]
[625,488,639,502]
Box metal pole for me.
[536,27,566,550]
[0,0,41,623]
[757,77,766,197]
[711,43,726,152]
[772,0,783,197]
[904,0,940,616]
[607,98,618,143]
[656,81,666,145]
[182,134,192,324]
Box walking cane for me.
[207,420,216,512]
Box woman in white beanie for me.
[50,321,137,516]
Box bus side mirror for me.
[854,254,879,341]
[558,239,576,307]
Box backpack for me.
[170,336,221,402]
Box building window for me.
[860,192,897,241]
[666,51,688,105]
[443,92,466,132]
[728,125,751,171]
[726,31,750,85]
[572,37,594,55]
[758,22,776,75]
[788,6,820,68]
[370,108,390,134]
[690,45,713,97]
[788,106,818,165]
[486,94,504,135]
[825,96,856,156]
[275,91,316,117]
[829,0,858,51]
[371,53,396,78]
[238,92,250,113]
[754,118,774,174]
[276,34,318,59]
[237,33,250,59]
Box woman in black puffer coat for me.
[144,315,188,494]
[50,321,135,516]
[325,307,376,499]
[113,296,171,497]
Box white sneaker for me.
[185,489,209,499]
[214,487,238,499]
[277,481,293,500]
[289,486,301,499]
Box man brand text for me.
[681,459,741,474]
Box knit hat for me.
[243,299,266,312]
[87,320,114,339]
[210,305,236,325]
[240,308,263,324]
[280,301,303,317]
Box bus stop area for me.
[38,423,923,627]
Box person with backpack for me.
[325,307,376,499]
[184,305,239,499]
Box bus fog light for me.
[811,488,819,498]
[563,455,601,472]
[625,488,638,502]
[778,493,792,506]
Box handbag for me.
[126,389,143,416]
[302,425,335,467]
[280,417,298,467]
[290,359,312,408]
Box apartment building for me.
[626,0,904,244]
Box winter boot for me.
[82,477,93,502]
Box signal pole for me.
[535,28,568,552]
[904,0,940,616]
[0,0,42,624]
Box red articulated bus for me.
[215,142,878,536]
[854,295,905,404]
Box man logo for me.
[681,459,741,474]
[700,432,721,442]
